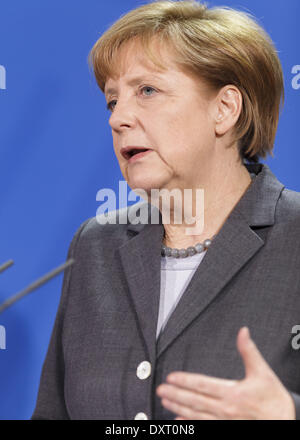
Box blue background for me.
[0,0,299,419]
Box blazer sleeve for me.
[31,219,90,420]
[289,392,300,420]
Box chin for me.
[127,176,163,198]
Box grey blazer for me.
[32,162,300,420]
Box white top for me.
[156,251,207,339]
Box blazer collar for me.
[234,162,285,227]
[117,163,285,362]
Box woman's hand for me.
[156,327,296,420]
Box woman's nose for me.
[109,98,137,131]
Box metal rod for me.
[0,259,14,274]
[0,258,74,313]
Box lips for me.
[121,146,152,160]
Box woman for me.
[32,0,300,420]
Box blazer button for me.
[136,361,151,380]
[134,412,148,420]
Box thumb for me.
[237,327,270,378]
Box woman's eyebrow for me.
[105,74,165,97]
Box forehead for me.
[104,38,178,93]
[103,37,218,103]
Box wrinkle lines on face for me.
[105,38,218,194]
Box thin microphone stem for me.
[0,258,75,313]
[0,260,14,274]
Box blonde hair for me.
[89,0,284,163]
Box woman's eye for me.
[106,86,157,112]
[106,100,117,112]
[140,86,156,96]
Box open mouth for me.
[121,147,152,160]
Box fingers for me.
[155,328,281,420]
[237,327,270,377]
[161,397,218,420]
[157,383,223,417]
[164,371,237,399]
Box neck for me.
[161,161,252,249]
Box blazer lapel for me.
[156,208,264,358]
[116,163,285,362]
[117,203,164,365]
[156,163,285,358]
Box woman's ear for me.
[215,85,242,136]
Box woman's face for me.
[104,39,219,194]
